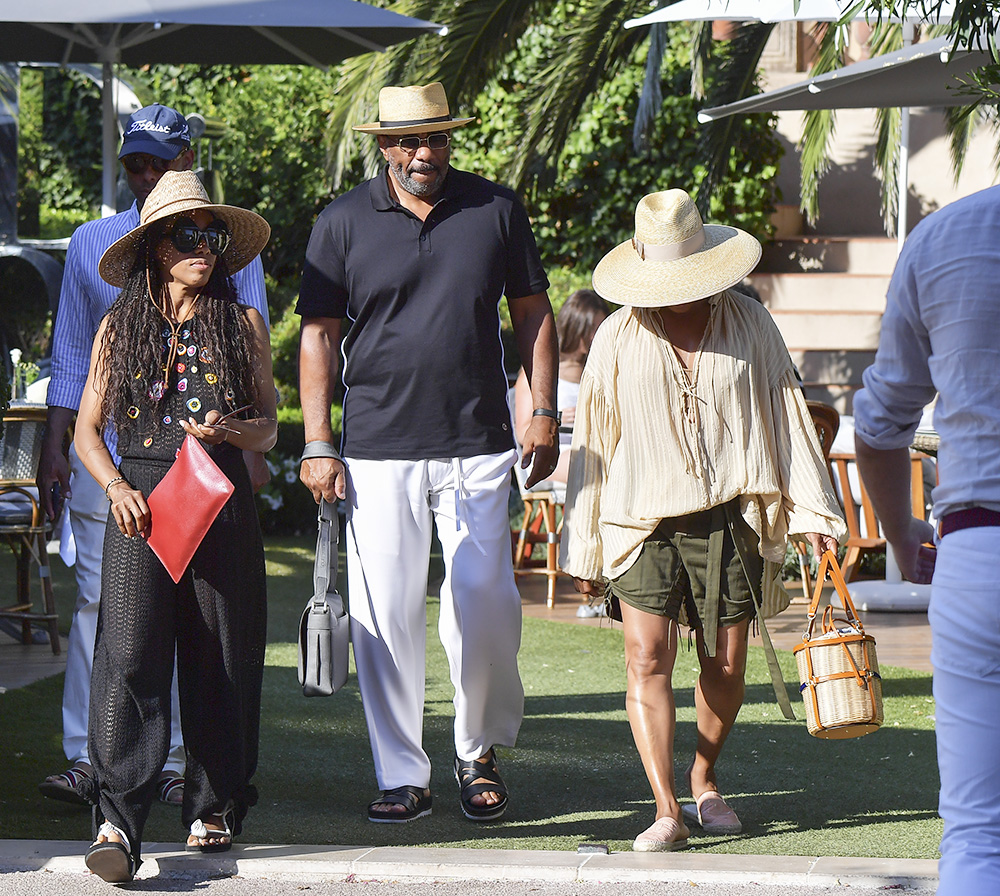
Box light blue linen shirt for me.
[854,184,1000,519]
[48,201,269,417]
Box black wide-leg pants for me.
[88,449,266,865]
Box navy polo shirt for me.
[296,165,549,461]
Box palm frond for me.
[797,22,853,225]
[502,0,649,192]
[872,105,901,233]
[690,21,713,100]
[695,22,773,215]
[634,22,666,154]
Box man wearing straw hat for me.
[560,189,844,850]
[854,185,1000,896]
[297,82,558,824]
[34,104,269,809]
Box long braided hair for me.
[95,224,260,441]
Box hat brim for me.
[592,224,762,308]
[118,139,189,160]
[352,117,475,135]
[98,202,270,289]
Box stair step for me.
[771,310,882,351]
[760,236,899,275]
[749,272,890,312]
[790,349,876,387]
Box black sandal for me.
[454,749,508,821]
[86,822,136,883]
[367,785,432,823]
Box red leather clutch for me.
[146,434,235,583]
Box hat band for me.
[142,195,209,226]
[378,113,453,128]
[632,230,705,262]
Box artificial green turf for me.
[0,536,941,858]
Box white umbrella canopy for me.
[626,0,954,27]
[0,0,445,215]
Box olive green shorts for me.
[608,500,763,629]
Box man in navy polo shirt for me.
[297,82,558,824]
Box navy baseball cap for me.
[118,104,191,160]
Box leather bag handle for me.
[805,550,865,641]
[313,498,338,606]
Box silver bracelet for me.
[104,476,127,500]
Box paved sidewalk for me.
[0,840,938,889]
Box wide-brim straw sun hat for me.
[592,189,762,308]
[352,81,475,135]
[99,170,270,288]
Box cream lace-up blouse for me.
[559,290,846,615]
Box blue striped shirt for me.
[48,201,269,414]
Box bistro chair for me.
[0,405,61,653]
[512,464,566,610]
[829,449,929,583]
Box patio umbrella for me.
[697,36,992,116]
[0,0,445,215]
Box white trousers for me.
[930,525,1000,896]
[345,451,524,790]
[61,443,185,774]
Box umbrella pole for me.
[102,61,116,218]
[897,106,910,256]
[896,24,915,257]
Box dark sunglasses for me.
[390,132,451,152]
[168,218,231,255]
[121,153,182,175]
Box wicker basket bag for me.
[793,551,883,739]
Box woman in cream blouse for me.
[560,190,846,852]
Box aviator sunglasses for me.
[168,217,231,255]
[389,132,451,152]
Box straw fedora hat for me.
[99,170,270,288]
[353,82,474,135]
[592,189,762,308]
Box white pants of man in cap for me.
[345,451,524,790]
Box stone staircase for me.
[747,235,899,414]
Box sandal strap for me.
[157,775,185,802]
[190,816,232,840]
[97,821,131,855]
[368,785,426,813]
[455,752,508,799]
[455,754,505,788]
[58,765,93,789]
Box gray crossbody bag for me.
[297,498,349,696]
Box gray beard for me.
[390,159,446,199]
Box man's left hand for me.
[521,415,559,489]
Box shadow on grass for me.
[0,536,941,858]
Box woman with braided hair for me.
[73,171,276,882]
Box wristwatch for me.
[532,408,562,426]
